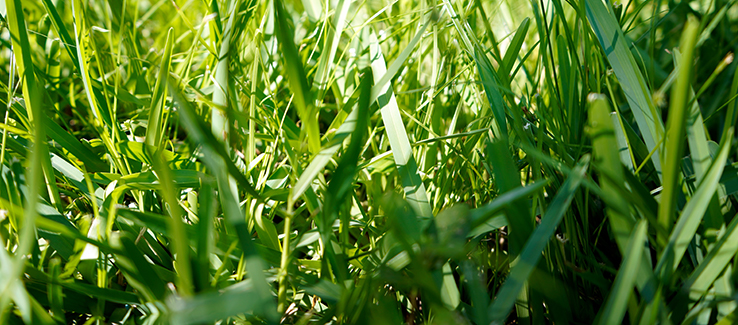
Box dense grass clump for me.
[1,0,738,323]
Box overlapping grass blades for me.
[2,0,738,323]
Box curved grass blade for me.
[274,0,319,154]
[0,0,50,321]
[169,79,276,320]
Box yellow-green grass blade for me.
[674,48,725,230]
[369,20,429,104]
[588,94,637,250]
[168,280,267,325]
[474,48,509,137]
[499,18,530,80]
[149,145,194,297]
[488,157,588,323]
[657,18,700,246]
[368,31,432,220]
[144,28,174,150]
[312,0,351,100]
[585,0,665,180]
[290,106,356,202]
[597,220,648,325]
[0,0,50,321]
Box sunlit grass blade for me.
[585,0,665,179]
[368,31,432,219]
[677,212,738,302]
[312,0,350,100]
[0,0,49,321]
[169,78,276,319]
[145,28,174,150]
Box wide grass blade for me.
[274,0,320,154]
[368,31,433,219]
[585,0,665,180]
[488,157,588,323]
[655,128,733,281]
[597,220,648,325]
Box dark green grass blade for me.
[597,220,648,325]
[488,157,588,322]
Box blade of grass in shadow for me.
[367,31,432,219]
[657,18,700,246]
[585,0,665,180]
[588,94,652,263]
[291,97,360,202]
[597,220,648,325]
[488,156,588,323]
[168,280,265,325]
[486,139,535,257]
[148,145,194,297]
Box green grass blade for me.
[588,94,637,252]
[291,104,359,202]
[657,18,700,245]
[368,31,432,219]
[145,28,174,149]
[149,145,194,297]
[499,18,530,79]
[655,128,733,281]
[680,212,738,301]
[585,0,665,179]
[312,0,350,100]
[597,220,648,325]
[0,0,49,321]
[488,157,588,323]
[274,0,319,154]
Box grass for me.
[1,0,738,324]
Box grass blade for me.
[145,28,174,150]
[488,157,588,323]
[368,31,432,219]
[585,0,665,179]
[657,18,700,245]
[597,220,648,325]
